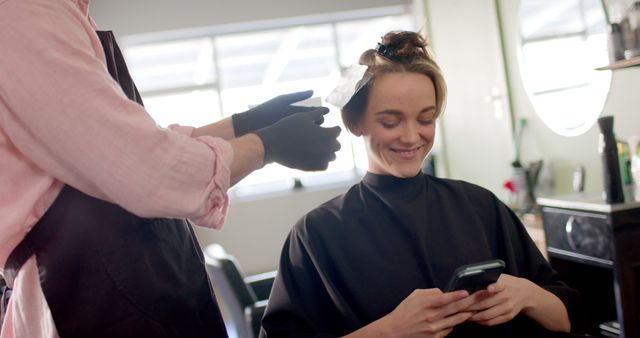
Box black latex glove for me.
[255,108,342,171]
[232,90,319,137]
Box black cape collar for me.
[362,171,427,197]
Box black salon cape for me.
[260,172,583,338]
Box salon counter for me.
[521,212,548,259]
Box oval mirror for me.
[517,0,612,137]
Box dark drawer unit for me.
[538,195,640,338]
[542,207,614,266]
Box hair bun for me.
[377,31,429,63]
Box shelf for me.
[596,56,640,70]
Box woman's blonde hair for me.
[341,31,447,133]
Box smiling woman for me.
[259,31,584,338]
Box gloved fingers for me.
[300,159,330,171]
[274,90,314,105]
[325,140,341,158]
[327,151,338,162]
[303,107,330,122]
[314,132,341,151]
[283,104,320,121]
[316,162,330,171]
[331,138,342,152]
[325,125,342,138]
[289,105,317,113]
[295,107,330,125]
[313,152,338,171]
[313,137,341,168]
[288,138,340,171]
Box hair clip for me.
[376,42,397,61]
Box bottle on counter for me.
[598,116,624,204]
[629,134,640,202]
[617,140,633,201]
[572,164,586,193]
[607,22,626,62]
[625,1,640,58]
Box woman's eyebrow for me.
[374,106,436,116]
[419,106,437,114]
[374,110,403,117]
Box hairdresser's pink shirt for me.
[0,0,233,336]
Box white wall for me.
[193,184,354,275]
[426,0,514,200]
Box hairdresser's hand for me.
[254,108,341,171]
[232,90,319,137]
[371,289,475,338]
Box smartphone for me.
[444,259,505,294]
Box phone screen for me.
[444,259,505,293]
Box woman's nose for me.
[399,122,420,144]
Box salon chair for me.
[204,244,276,338]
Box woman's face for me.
[355,72,437,178]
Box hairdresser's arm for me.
[226,133,265,186]
[192,117,236,140]
[193,118,267,186]
[191,88,319,142]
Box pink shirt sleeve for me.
[0,0,231,229]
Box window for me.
[122,7,415,196]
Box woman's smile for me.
[390,146,424,160]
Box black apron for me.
[0,31,228,338]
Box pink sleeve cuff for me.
[189,137,233,230]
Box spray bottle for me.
[598,116,624,203]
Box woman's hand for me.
[346,288,476,338]
[465,274,532,326]
[466,274,570,332]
